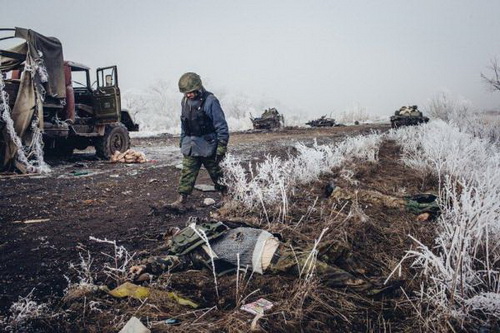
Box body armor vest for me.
[181,91,216,137]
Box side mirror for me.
[105,74,113,87]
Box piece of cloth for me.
[260,237,280,272]
[178,155,226,195]
[0,42,28,72]
[14,27,66,98]
[1,44,44,169]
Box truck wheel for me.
[95,123,130,159]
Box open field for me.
[2,122,496,332]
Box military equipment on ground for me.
[390,105,429,128]
[0,27,138,170]
[250,108,284,130]
[306,115,335,127]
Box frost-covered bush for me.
[2,290,51,332]
[389,120,493,184]
[221,132,383,211]
[389,120,500,328]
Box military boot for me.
[170,194,188,209]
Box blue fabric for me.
[180,93,229,157]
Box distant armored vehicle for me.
[306,115,335,127]
[251,108,284,130]
[390,105,429,128]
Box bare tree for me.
[481,58,500,92]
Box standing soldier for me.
[170,72,229,208]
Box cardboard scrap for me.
[240,298,273,315]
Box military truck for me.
[390,105,429,128]
[306,115,335,127]
[0,27,138,170]
[250,108,284,130]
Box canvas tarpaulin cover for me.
[0,27,63,171]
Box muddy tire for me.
[95,123,130,159]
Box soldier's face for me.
[185,91,197,99]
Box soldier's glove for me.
[216,143,227,163]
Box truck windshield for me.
[71,70,88,89]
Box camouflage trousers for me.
[267,241,366,288]
[142,252,208,275]
[142,240,368,289]
[178,155,226,195]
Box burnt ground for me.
[0,123,444,332]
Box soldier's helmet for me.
[178,72,203,93]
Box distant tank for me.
[390,105,429,128]
[306,115,335,127]
[251,108,284,130]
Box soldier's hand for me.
[216,143,227,156]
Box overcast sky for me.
[3,0,500,117]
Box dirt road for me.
[0,123,390,314]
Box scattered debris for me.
[118,316,150,333]
[416,212,431,222]
[111,149,147,163]
[195,184,216,192]
[13,218,50,224]
[71,170,90,176]
[241,298,274,315]
[108,282,150,300]
[83,199,99,205]
[164,318,180,325]
[203,198,216,206]
[324,182,336,198]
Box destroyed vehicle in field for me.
[390,105,429,128]
[0,27,139,171]
[306,115,335,127]
[250,108,284,130]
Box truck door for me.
[94,66,120,124]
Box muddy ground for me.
[1,123,441,331]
